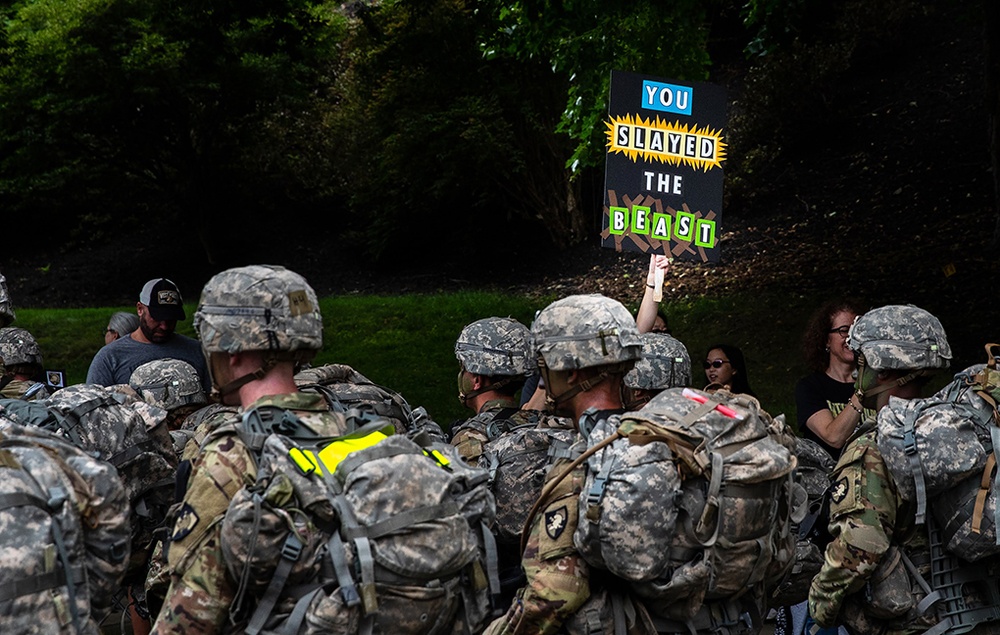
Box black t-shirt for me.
[794,371,855,458]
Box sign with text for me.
[601,71,727,263]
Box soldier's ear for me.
[471,374,486,391]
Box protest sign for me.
[602,71,727,263]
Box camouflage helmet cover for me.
[0,326,42,368]
[531,294,642,371]
[848,304,952,371]
[624,332,692,390]
[129,358,208,411]
[194,265,323,358]
[455,317,534,377]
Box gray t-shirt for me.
[86,333,210,391]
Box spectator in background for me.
[703,343,756,396]
[794,299,868,457]
[105,311,140,345]
[87,278,210,391]
[636,253,672,334]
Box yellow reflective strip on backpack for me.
[288,431,449,477]
[314,430,389,474]
[288,447,318,475]
[425,448,451,468]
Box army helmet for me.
[848,304,951,371]
[129,358,208,412]
[0,326,42,368]
[531,294,642,371]
[194,265,323,360]
[624,332,692,390]
[455,317,534,377]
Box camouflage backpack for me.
[0,422,130,634]
[769,437,835,608]
[294,363,445,441]
[219,405,499,635]
[477,412,577,543]
[0,384,178,573]
[568,387,801,622]
[877,346,1000,561]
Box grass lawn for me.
[13,288,953,433]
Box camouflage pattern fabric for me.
[219,419,496,635]
[17,385,174,622]
[0,326,42,368]
[624,332,691,391]
[532,295,642,371]
[877,388,989,503]
[194,265,323,358]
[769,437,837,607]
[293,362,443,439]
[575,388,799,623]
[0,423,130,634]
[450,396,533,463]
[848,304,951,371]
[149,391,352,634]
[0,269,14,327]
[809,428,904,628]
[0,378,50,401]
[474,405,576,541]
[129,358,208,413]
[482,449,593,635]
[455,317,535,377]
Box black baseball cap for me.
[139,278,186,321]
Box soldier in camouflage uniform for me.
[149,265,354,634]
[0,326,49,400]
[483,293,650,635]
[621,331,691,410]
[129,358,209,431]
[0,268,14,327]
[450,316,577,611]
[450,316,541,462]
[808,304,1000,635]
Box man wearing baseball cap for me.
[87,278,210,391]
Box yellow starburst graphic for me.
[605,114,726,171]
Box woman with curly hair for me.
[794,298,868,457]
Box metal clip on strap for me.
[902,417,928,525]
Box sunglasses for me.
[828,326,851,337]
[703,360,730,369]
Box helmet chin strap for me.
[537,357,613,412]
[855,353,932,406]
[621,386,652,411]
[457,372,517,405]
[212,358,278,402]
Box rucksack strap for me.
[479,521,502,614]
[239,406,323,454]
[901,405,930,525]
[245,532,303,635]
[483,408,524,439]
[0,486,85,612]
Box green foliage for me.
[0,0,347,252]
[314,291,548,425]
[328,0,539,259]
[726,0,924,212]
[478,0,713,171]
